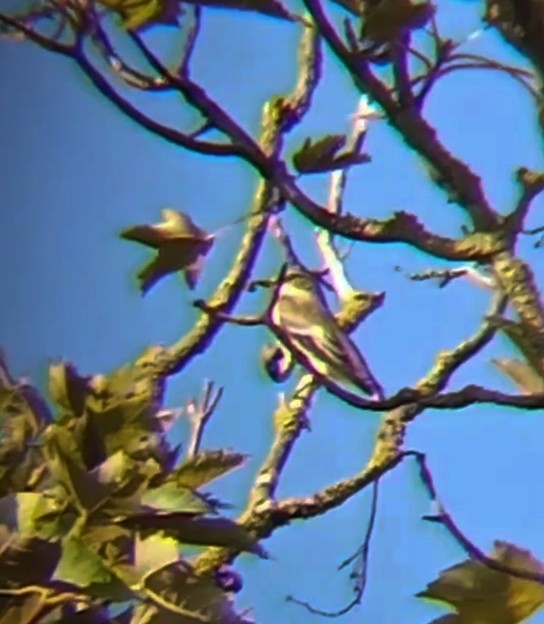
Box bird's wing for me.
[275,296,343,368]
[335,331,384,398]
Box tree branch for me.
[301,0,500,231]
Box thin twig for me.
[185,381,224,458]
[286,480,380,616]
[407,451,544,585]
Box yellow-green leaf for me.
[97,0,181,31]
[417,541,544,624]
[121,209,214,295]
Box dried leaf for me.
[362,0,435,43]
[492,358,544,394]
[121,209,214,295]
[417,541,544,624]
[292,134,347,174]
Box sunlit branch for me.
[193,294,516,566]
[317,96,374,300]
[242,292,509,529]
[276,22,322,133]
[156,90,289,377]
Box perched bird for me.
[120,208,214,296]
[269,267,384,400]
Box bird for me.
[269,266,384,400]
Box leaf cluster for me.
[0,355,258,624]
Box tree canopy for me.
[1,0,544,622]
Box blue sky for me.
[1,0,544,622]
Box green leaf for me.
[53,529,134,601]
[97,0,182,31]
[134,533,180,581]
[80,522,139,591]
[141,481,215,515]
[42,425,111,515]
[54,532,114,588]
[0,374,49,496]
[121,209,214,295]
[417,541,544,624]
[48,361,91,417]
[83,363,170,466]
[361,0,435,43]
[0,491,68,541]
[173,450,248,489]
